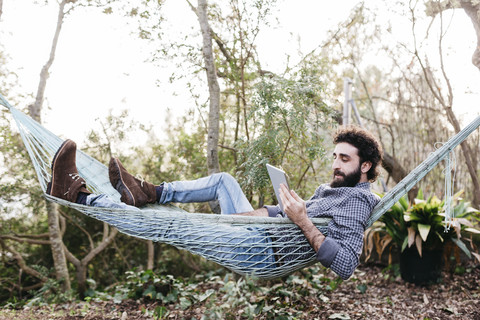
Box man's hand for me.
[279,184,325,252]
[279,184,308,226]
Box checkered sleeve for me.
[317,194,372,280]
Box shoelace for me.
[64,173,83,195]
[135,174,145,187]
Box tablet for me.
[266,164,290,212]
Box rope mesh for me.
[2,94,479,279]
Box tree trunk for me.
[422,1,480,207]
[147,240,154,270]
[77,264,88,297]
[382,152,418,201]
[46,201,71,291]
[197,0,221,213]
[32,0,68,118]
[64,227,118,296]
[460,1,480,71]
[197,0,220,175]
[29,0,72,293]
[426,0,480,70]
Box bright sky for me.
[1,0,479,147]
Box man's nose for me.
[332,158,340,170]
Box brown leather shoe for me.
[46,140,91,202]
[108,158,156,207]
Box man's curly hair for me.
[333,126,383,182]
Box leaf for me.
[401,237,408,252]
[329,313,351,320]
[142,285,156,299]
[407,227,416,247]
[456,218,473,227]
[417,189,424,200]
[198,289,215,302]
[179,297,192,310]
[254,300,265,314]
[399,195,409,210]
[464,227,480,234]
[154,306,169,319]
[472,252,480,264]
[451,238,471,258]
[443,307,455,314]
[418,223,431,242]
[357,283,367,294]
[415,234,423,257]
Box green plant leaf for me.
[401,237,408,252]
[417,189,424,200]
[399,195,409,211]
[451,238,471,258]
[417,224,431,242]
[179,297,192,310]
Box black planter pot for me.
[399,246,443,284]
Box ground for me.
[1,264,479,320]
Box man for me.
[46,126,382,279]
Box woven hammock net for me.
[2,94,479,279]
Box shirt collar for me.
[355,182,371,189]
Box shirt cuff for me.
[316,237,340,267]
[264,205,285,217]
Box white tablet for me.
[266,164,290,212]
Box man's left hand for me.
[279,184,308,226]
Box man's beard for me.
[330,165,362,188]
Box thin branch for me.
[218,144,237,152]
[1,240,48,283]
[0,235,51,245]
[58,209,95,251]
[437,10,454,107]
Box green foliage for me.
[404,195,446,253]
[83,108,142,163]
[236,65,337,204]
[25,278,77,307]
[87,265,342,319]
[365,190,480,265]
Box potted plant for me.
[364,190,480,284]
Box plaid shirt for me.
[266,182,379,279]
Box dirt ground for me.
[1,263,479,320]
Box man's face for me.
[330,142,363,188]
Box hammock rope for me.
[2,93,480,279]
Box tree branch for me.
[0,234,51,245]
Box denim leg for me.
[84,193,277,272]
[159,172,254,214]
[161,221,277,272]
[86,194,141,211]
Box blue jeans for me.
[86,173,277,272]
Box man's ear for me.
[361,161,372,173]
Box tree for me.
[28,0,75,293]
[1,0,139,296]
[316,2,479,207]
[197,0,221,177]
[195,0,221,213]
[422,0,480,207]
[425,0,480,71]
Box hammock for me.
[1,94,480,279]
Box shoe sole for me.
[46,140,71,196]
[112,158,136,206]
